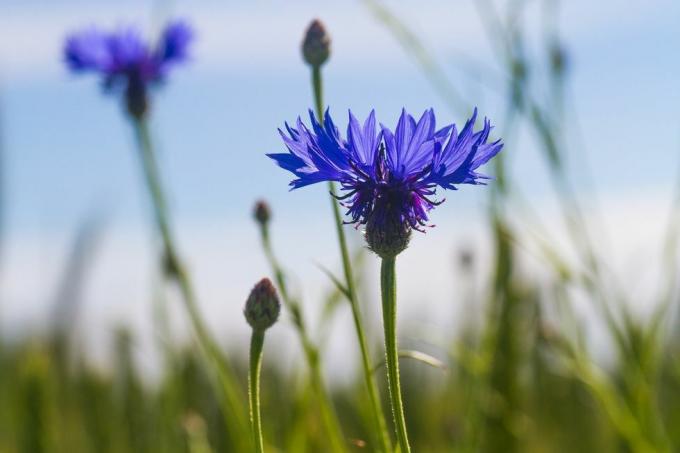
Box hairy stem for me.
[380,257,410,453]
[248,330,265,453]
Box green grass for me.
[0,269,678,453]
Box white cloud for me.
[0,0,675,81]
[0,188,674,377]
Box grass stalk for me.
[257,221,347,453]
[311,65,393,452]
[131,118,250,448]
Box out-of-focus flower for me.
[268,109,502,257]
[253,200,271,227]
[302,19,331,67]
[244,278,281,331]
[64,20,193,118]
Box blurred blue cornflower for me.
[269,109,502,256]
[64,20,193,118]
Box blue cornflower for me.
[64,20,193,118]
[268,108,503,257]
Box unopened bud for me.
[253,200,271,226]
[244,278,281,331]
[302,19,331,68]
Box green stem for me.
[312,64,393,453]
[381,257,411,453]
[131,118,250,448]
[249,330,265,453]
[258,224,346,453]
[311,66,324,119]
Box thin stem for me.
[311,66,324,120]
[311,64,392,452]
[131,118,250,447]
[258,223,347,453]
[249,330,265,453]
[380,257,410,453]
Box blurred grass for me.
[1,272,678,452]
[1,0,680,452]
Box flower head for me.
[268,108,502,257]
[64,20,193,118]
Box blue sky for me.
[2,0,679,233]
[1,0,679,373]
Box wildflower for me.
[302,19,331,67]
[64,20,193,118]
[268,108,503,257]
[244,278,281,332]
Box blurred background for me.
[1,0,679,452]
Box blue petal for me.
[267,152,305,173]
[400,109,438,176]
[64,28,113,73]
[308,109,350,171]
[430,108,503,188]
[389,108,413,175]
[157,20,194,64]
[347,109,379,169]
[107,26,148,70]
[271,109,359,190]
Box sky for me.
[0,0,679,378]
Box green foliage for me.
[0,248,678,453]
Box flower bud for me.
[458,248,474,271]
[550,44,568,76]
[302,19,330,68]
[244,278,281,331]
[253,200,271,227]
[365,215,411,259]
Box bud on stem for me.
[244,278,281,332]
[302,19,331,68]
[253,200,271,227]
